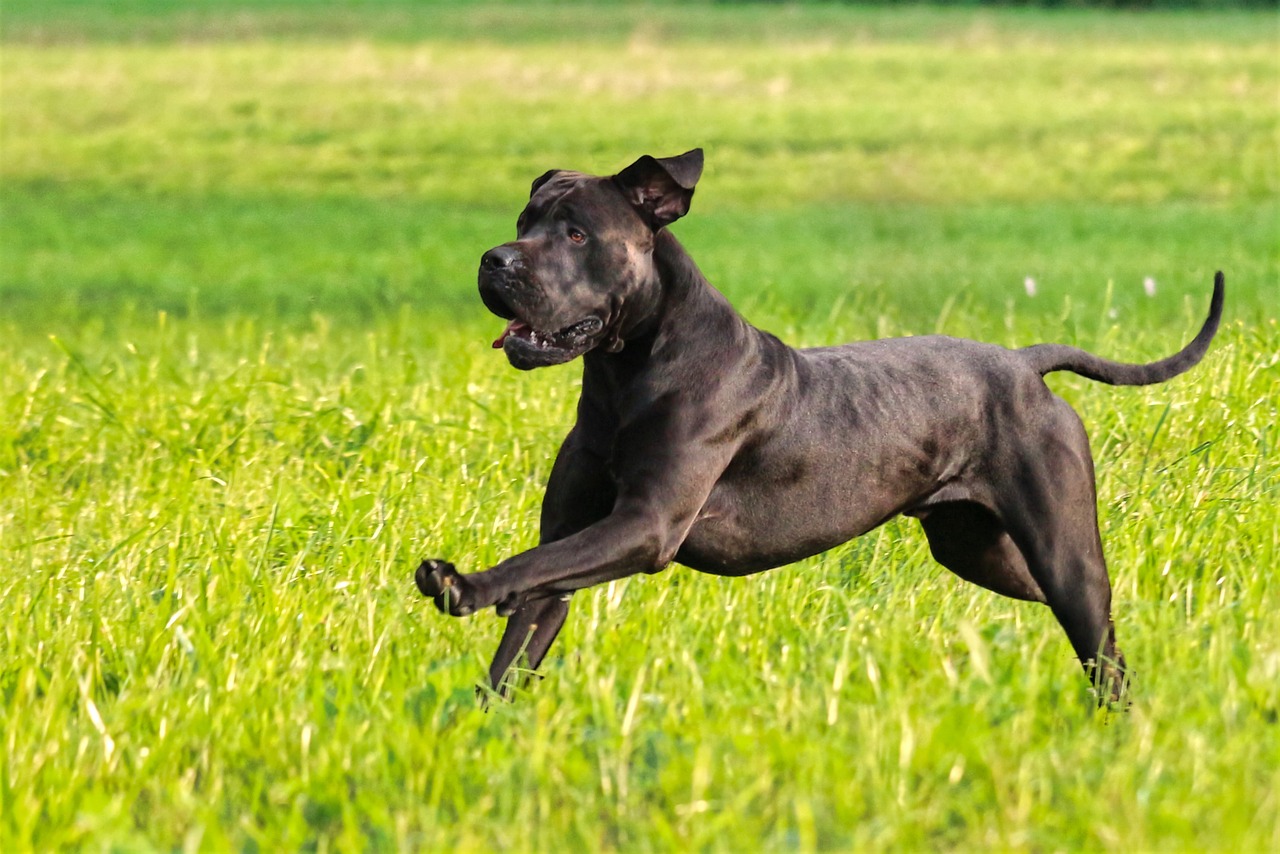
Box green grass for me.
[2,2,1278,850]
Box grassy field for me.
[2,1,1278,850]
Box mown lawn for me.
[1,2,1277,850]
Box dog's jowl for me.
[415,148,1223,704]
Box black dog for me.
[417,149,1223,702]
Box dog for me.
[416,148,1223,703]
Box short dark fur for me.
[416,149,1224,703]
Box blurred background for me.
[3,0,1275,333]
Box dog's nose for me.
[481,245,520,271]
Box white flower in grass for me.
[1144,276,1157,297]
[1024,276,1037,297]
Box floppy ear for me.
[613,148,704,229]
[530,169,564,199]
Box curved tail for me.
[1020,271,1224,386]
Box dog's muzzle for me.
[477,245,605,370]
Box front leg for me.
[416,419,615,618]
[416,504,692,615]
[415,564,573,697]
[415,558,479,615]
[419,398,743,617]
[485,425,614,692]
[487,593,573,693]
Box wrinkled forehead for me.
[520,171,634,226]
[535,170,591,200]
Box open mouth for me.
[492,316,604,369]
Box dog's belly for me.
[676,514,867,576]
[675,454,941,577]
[674,388,978,576]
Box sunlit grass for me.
[3,306,1276,849]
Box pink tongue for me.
[493,320,529,349]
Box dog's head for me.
[478,149,704,370]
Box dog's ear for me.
[614,148,704,229]
[530,169,564,199]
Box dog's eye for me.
[567,227,587,245]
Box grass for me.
[1,2,1278,850]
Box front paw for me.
[415,559,476,617]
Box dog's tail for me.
[1019,271,1224,386]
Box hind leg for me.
[997,405,1128,703]
[915,501,1045,603]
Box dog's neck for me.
[583,229,768,389]
[652,228,768,357]
[651,228,712,310]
